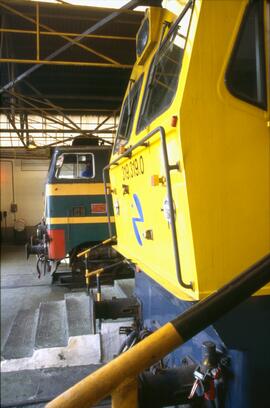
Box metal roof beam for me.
[0,1,124,66]
[0,128,115,134]
[23,80,84,132]
[5,112,27,147]
[5,94,123,101]
[0,59,133,68]
[0,0,144,93]
[94,112,118,132]
[0,28,135,42]
[22,80,116,145]
[0,107,116,112]
[4,90,86,132]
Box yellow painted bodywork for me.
[47,216,113,225]
[46,183,105,196]
[109,0,270,301]
[136,7,163,65]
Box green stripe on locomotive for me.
[45,194,112,218]
[45,193,115,254]
[48,222,114,254]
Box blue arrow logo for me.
[132,194,144,246]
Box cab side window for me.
[55,153,95,179]
[226,0,267,110]
[114,76,143,153]
[137,3,193,132]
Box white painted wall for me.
[0,159,49,228]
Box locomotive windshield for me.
[55,153,95,179]
[113,75,143,153]
[137,3,193,132]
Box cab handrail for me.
[103,125,193,290]
[46,253,270,408]
[77,236,117,258]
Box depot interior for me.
[1,1,269,408]
[0,1,146,406]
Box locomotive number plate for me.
[122,155,144,181]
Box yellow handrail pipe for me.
[85,260,125,280]
[85,268,105,279]
[46,323,180,408]
[46,255,270,408]
[77,236,117,258]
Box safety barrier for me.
[46,253,270,408]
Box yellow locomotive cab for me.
[46,2,270,407]
[108,0,270,301]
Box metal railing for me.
[46,253,270,408]
[103,125,193,290]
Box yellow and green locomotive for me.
[45,145,112,262]
[27,142,118,282]
[103,0,270,406]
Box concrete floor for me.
[1,244,69,352]
[0,244,134,407]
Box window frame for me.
[137,17,149,57]
[113,74,144,153]
[225,0,267,110]
[55,152,95,180]
[136,0,194,134]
